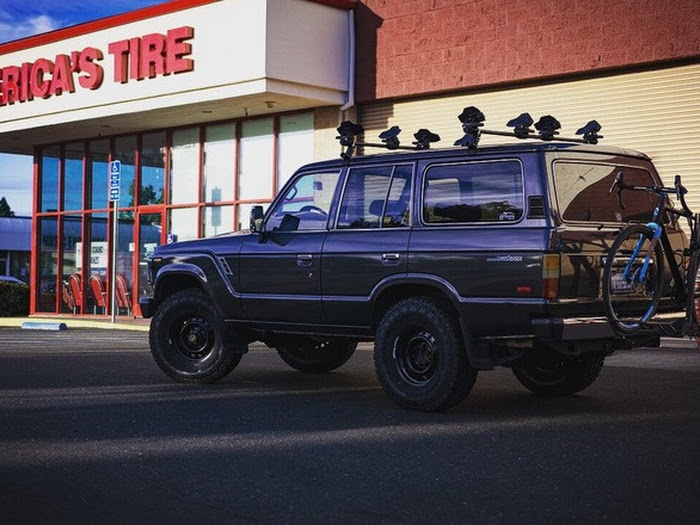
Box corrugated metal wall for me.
[360,63,700,211]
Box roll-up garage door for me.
[360,62,700,211]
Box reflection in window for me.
[423,161,523,224]
[37,217,58,312]
[204,124,235,203]
[169,207,199,242]
[115,136,136,209]
[554,163,656,223]
[239,119,273,201]
[278,113,314,189]
[267,172,339,231]
[140,132,165,206]
[89,139,109,210]
[41,147,60,212]
[204,205,233,237]
[338,167,393,229]
[64,144,84,211]
[115,214,134,317]
[170,128,200,205]
[61,215,83,313]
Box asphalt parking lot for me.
[1,327,699,524]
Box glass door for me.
[136,210,164,314]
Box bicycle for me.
[603,173,700,336]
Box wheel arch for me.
[153,265,206,308]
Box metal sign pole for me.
[111,198,118,323]
[108,160,121,324]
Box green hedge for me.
[0,282,30,317]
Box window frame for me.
[420,158,526,227]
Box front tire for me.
[149,289,244,383]
[276,339,357,373]
[374,297,477,412]
[512,353,605,396]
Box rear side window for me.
[423,160,524,224]
[554,162,656,223]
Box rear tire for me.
[149,289,244,383]
[512,353,605,396]
[603,224,664,334]
[374,297,477,412]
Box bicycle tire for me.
[603,224,665,334]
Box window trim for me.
[420,158,526,227]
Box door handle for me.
[297,254,313,267]
[382,253,400,266]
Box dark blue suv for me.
[141,113,684,411]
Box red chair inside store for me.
[89,274,107,314]
[62,280,75,313]
[115,274,132,316]
[69,273,83,312]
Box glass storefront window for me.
[115,214,134,317]
[61,215,83,313]
[236,203,263,231]
[64,143,84,211]
[169,207,199,242]
[41,147,60,212]
[140,132,165,206]
[89,140,110,211]
[115,136,137,210]
[37,217,58,312]
[83,214,109,315]
[204,205,233,237]
[203,124,235,203]
[239,119,273,201]
[278,113,314,189]
[170,128,200,205]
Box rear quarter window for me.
[423,160,524,224]
[553,162,657,223]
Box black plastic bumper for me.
[139,298,154,319]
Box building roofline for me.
[0,0,356,55]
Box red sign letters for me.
[0,26,194,107]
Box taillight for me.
[542,254,560,299]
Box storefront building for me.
[0,0,698,318]
[0,0,355,317]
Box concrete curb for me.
[0,317,149,332]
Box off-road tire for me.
[149,289,243,383]
[512,353,605,396]
[276,340,357,373]
[374,297,477,412]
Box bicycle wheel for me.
[603,224,665,334]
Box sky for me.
[0,0,168,216]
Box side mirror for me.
[250,205,264,233]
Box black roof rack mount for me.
[335,122,440,161]
[454,106,603,149]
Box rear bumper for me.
[531,317,616,341]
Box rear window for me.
[423,160,524,224]
[553,162,657,223]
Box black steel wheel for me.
[149,289,244,383]
[276,339,357,373]
[374,297,477,412]
[512,353,605,396]
[603,224,664,334]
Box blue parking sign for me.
[109,160,121,202]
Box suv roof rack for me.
[335,106,602,160]
[454,106,603,149]
[336,121,440,161]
